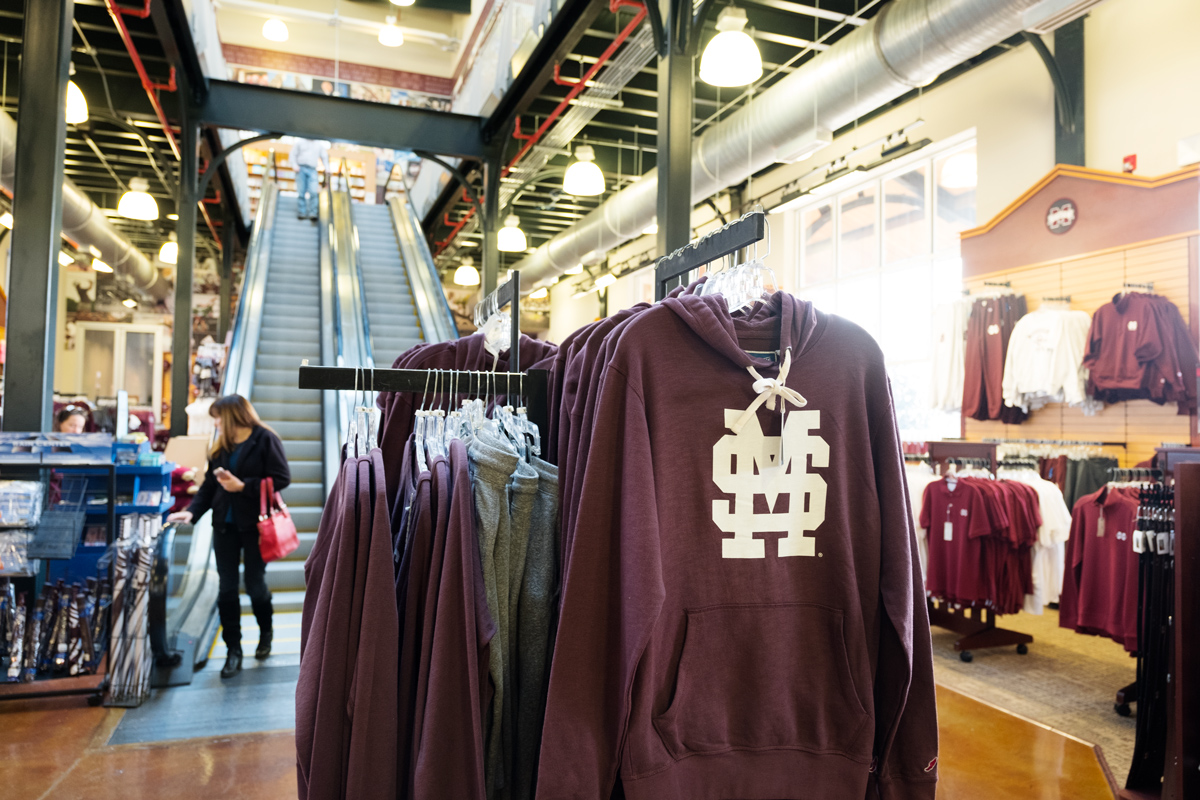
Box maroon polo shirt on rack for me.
[920,478,996,605]
[1071,485,1141,651]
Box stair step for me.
[245,589,305,613]
[280,482,325,506]
[264,561,307,592]
[252,383,324,403]
[282,440,322,461]
[289,506,323,532]
[257,341,321,358]
[253,401,321,422]
[263,420,322,440]
[254,367,308,386]
[256,354,321,372]
[289,460,323,485]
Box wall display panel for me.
[962,235,1195,466]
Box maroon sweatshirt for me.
[537,292,937,800]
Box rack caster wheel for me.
[1114,703,1131,717]
[87,693,103,707]
[1016,643,1028,655]
[959,651,973,663]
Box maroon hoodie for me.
[537,292,937,800]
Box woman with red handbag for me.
[168,394,291,678]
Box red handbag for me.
[257,477,298,563]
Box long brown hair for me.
[209,394,273,457]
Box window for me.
[75,323,167,418]
[793,136,976,441]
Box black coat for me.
[187,426,291,532]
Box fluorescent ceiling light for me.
[92,258,112,273]
[699,6,763,88]
[122,298,138,309]
[530,287,549,300]
[58,252,74,266]
[497,214,527,252]
[563,264,584,275]
[379,17,404,47]
[563,145,605,196]
[262,17,289,42]
[88,245,102,258]
[0,212,11,229]
[643,222,658,235]
[118,177,158,221]
[776,127,832,164]
[66,81,88,125]
[594,272,617,290]
[167,214,179,221]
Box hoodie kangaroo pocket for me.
[653,602,869,759]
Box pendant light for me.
[379,17,404,47]
[0,212,11,229]
[497,214,527,252]
[699,6,762,88]
[939,150,978,190]
[91,258,112,273]
[66,79,88,125]
[159,232,178,265]
[262,17,289,43]
[563,145,605,196]
[390,0,415,6]
[118,177,158,221]
[453,256,481,286]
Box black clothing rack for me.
[299,366,551,444]
[654,211,767,300]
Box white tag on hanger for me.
[943,521,954,542]
[1157,532,1169,554]
[1132,530,1146,553]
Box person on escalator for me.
[290,137,329,221]
[167,394,291,678]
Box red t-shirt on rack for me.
[920,478,998,605]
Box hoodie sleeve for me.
[536,365,665,800]
[869,375,939,800]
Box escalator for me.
[349,191,458,365]
[153,179,455,683]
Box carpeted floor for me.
[930,606,1137,781]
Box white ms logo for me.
[712,408,829,559]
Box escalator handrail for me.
[317,189,340,493]
[224,180,280,399]
[388,192,458,343]
[330,183,374,445]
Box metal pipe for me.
[103,0,180,160]
[0,109,167,299]
[509,0,1041,289]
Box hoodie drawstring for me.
[731,346,807,435]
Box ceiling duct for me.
[0,110,168,300]
[510,0,1043,290]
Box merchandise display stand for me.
[926,601,1033,663]
[0,455,117,705]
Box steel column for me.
[3,0,73,432]
[218,210,234,342]
[656,0,696,258]
[171,120,199,435]
[1053,18,1085,166]
[481,153,503,297]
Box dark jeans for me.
[213,522,273,652]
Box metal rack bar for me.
[981,437,1127,448]
[654,211,767,300]
[298,365,551,446]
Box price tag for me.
[1096,514,1106,538]
[1157,533,1169,554]
[1132,530,1146,553]
[943,521,954,542]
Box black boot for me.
[256,628,272,659]
[221,648,243,678]
[251,594,274,660]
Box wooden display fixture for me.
[957,165,1200,466]
[242,141,378,216]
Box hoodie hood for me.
[660,290,825,373]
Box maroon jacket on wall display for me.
[537,292,938,800]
